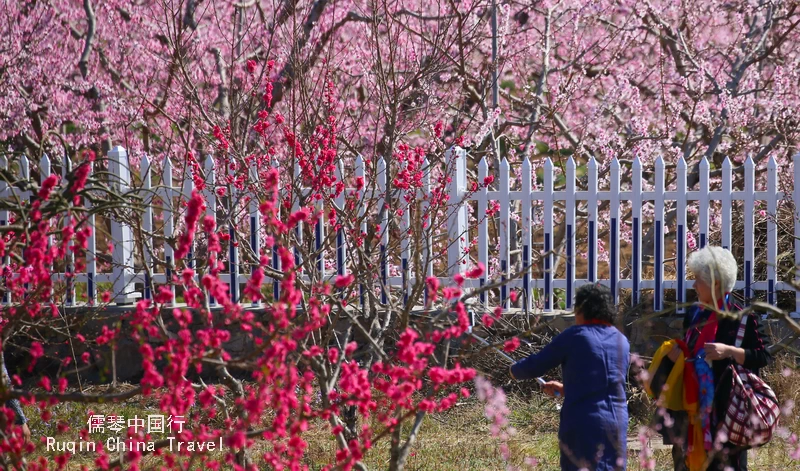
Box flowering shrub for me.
[2,1,800,469]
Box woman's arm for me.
[509,329,569,381]
[710,314,771,368]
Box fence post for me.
[447,146,467,279]
[108,146,138,304]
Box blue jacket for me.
[511,324,630,471]
[2,363,27,425]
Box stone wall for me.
[5,305,796,384]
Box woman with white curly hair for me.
[652,246,770,471]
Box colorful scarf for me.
[694,349,715,451]
[682,294,729,470]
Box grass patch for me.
[16,356,800,470]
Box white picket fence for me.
[1,145,799,317]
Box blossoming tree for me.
[1,0,800,469]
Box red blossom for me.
[335,274,355,288]
[503,338,521,353]
[38,174,59,200]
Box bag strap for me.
[735,313,748,348]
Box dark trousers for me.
[709,445,747,471]
[671,443,688,471]
[671,441,747,471]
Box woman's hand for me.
[543,381,564,398]
[704,343,745,363]
[21,423,30,443]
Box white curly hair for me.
[687,246,738,294]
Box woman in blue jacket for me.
[510,283,630,471]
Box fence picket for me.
[355,155,366,307]
[228,161,239,305]
[499,158,510,309]
[609,159,620,307]
[293,159,303,280]
[421,158,433,306]
[249,161,261,307]
[767,157,777,306]
[400,161,410,305]
[378,157,388,304]
[20,155,29,296]
[108,146,136,304]
[40,155,52,302]
[654,156,665,312]
[521,157,532,312]
[314,184,325,282]
[587,157,598,284]
[182,165,195,273]
[160,156,175,304]
[744,156,755,303]
[543,158,554,311]
[631,157,642,306]
[141,155,153,301]
[81,156,94,305]
[204,155,218,307]
[699,157,710,249]
[721,157,732,251]
[565,157,576,309]
[477,158,489,306]
[271,156,281,303]
[676,157,687,312]
[335,161,347,300]
[447,147,467,281]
